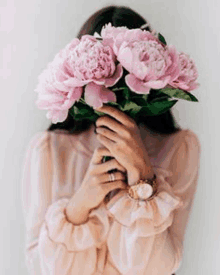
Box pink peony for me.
[35,55,83,124]
[100,23,180,94]
[35,34,123,123]
[100,22,159,56]
[35,24,199,124]
[168,52,200,92]
[117,40,180,94]
[61,35,123,88]
[84,82,116,108]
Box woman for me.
[21,5,201,275]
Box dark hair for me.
[47,5,182,136]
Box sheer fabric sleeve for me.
[21,132,110,275]
[105,130,201,274]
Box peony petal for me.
[117,44,134,73]
[100,88,116,103]
[146,77,171,89]
[165,45,181,81]
[46,109,68,124]
[36,93,64,109]
[125,74,151,94]
[84,82,116,109]
[63,77,89,87]
[104,63,123,87]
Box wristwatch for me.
[128,174,157,201]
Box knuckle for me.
[96,146,106,156]
[111,110,117,117]
[96,116,103,125]
[96,115,108,125]
[129,121,136,130]
[125,130,132,139]
[94,147,101,155]
[121,172,126,179]
[129,118,136,126]
[112,158,118,166]
[91,164,97,173]
[118,180,125,187]
[91,175,98,184]
[102,127,107,133]
[117,163,125,171]
[97,147,104,155]
[113,142,121,151]
[117,171,124,178]
[120,139,127,147]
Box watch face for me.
[136,184,153,200]
[128,183,153,200]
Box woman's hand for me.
[79,145,127,204]
[95,104,155,186]
[66,145,128,225]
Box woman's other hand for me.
[65,145,128,224]
[95,104,155,186]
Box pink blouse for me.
[21,123,201,275]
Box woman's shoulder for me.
[26,130,50,151]
[163,128,201,158]
[168,128,200,149]
[28,127,95,154]
[27,129,75,151]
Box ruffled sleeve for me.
[105,130,201,274]
[21,131,110,275]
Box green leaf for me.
[160,88,199,102]
[150,96,170,103]
[120,101,142,119]
[112,87,131,102]
[79,98,87,105]
[69,107,75,119]
[158,33,167,45]
[122,88,130,100]
[93,102,121,117]
[73,105,94,120]
[108,101,126,111]
[121,101,142,112]
[94,110,106,116]
[106,101,120,107]
[112,87,128,92]
[146,89,170,103]
[128,108,142,118]
[139,100,178,116]
[142,94,148,101]
[131,96,148,106]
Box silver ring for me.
[109,172,115,182]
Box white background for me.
[0,0,219,274]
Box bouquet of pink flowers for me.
[35,22,199,124]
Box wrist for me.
[65,191,92,225]
[128,165,155,186]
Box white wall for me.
[0,0,219,274]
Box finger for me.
[92,146,113,165]
[96,104,134,128]
[94,158,126,174]
[100,171,127,183]
[96,133,115,149]
[103,180,128,193]
[96,126,120,143]
[96,115,127,137]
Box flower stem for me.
[79,98,86,104]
